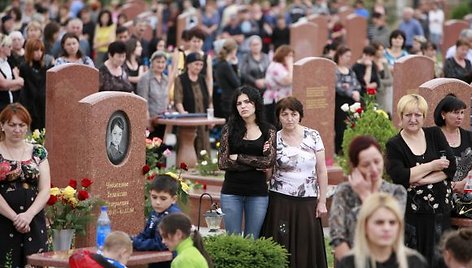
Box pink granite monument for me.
[307,14,329,56]
[392,55,434,127]
[441,20,469,59]
[345,14,367,65]
[290,21,320,61]
[292,57,336,161]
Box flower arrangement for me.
[196,149,219,176]
[46,178,103,235]
[338,89,397,174]
[27,128,46,145]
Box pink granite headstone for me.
[441,20,469,59]
[307,14,329,56]
[345,14,367,65]
[392,55,434,127]
[292,57,336,161]
[176,11,201,48]
[290,22,320,61]
[418,78,472,127]
[76,92,147,246]
[121,3,147,21]
[45,64,98,187]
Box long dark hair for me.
[227,86,270,145]
[159,213,214,268]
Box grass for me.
[325,237,335,268]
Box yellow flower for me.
[50,187,61,196]
[180,181,190,194]
[32,129,41,140]
[62,186,76,200]
[376,109,389,119]
[165,172,179,180]
[69,197,78,206]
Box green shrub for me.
[451,2,471,20]
[338,93,398,175]
[204,235,289,268]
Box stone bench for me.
[451,217,472,229]
[27,247,172,268]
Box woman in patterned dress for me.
[386,94,456,266]
[0,103,51,267]
[262,97,328,268]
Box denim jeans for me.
[220,194,269,239]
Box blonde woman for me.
[338,193,427,268]
[386,94,456,265]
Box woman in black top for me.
[218,86,276,239]
[19,39,54,131]
[215,38,241,119]
[443,39,472,83]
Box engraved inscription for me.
[305,86,328,109]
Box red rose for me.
[180,162,188,171]
[77,190,89,201]
[47,195,58,205]
[147,173,156,181]
[367,88,377,95]
[351,122,356,128]
[203,183,207,190]
[156,162,165,169]
[68,179,77,189]
[355,107,363,114]
[81,178,93,188]
[142,165,151,175]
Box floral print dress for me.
[0,145,48,268]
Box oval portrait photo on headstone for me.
[106,111,130,165]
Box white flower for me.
[200,150,207,156]
[145,129,150,137]
[201,160,208,166]
[353,112,360,118]
[212,158,217,164]
[340,103,349,112]
[349,102,361,113]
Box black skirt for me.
[262,191,328,268]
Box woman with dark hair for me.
[441,228,472,268]
[352,45,380,96]
[99,41,133,92]
[433,94,472,216]
[124,38,145,93]
[386,94,456,266]
[174,52,211,155]
[215,38,240,119]
[372,41,393,115]
[19,39,54,131]
[218,86,276,239]
[384,29,409,69]
[0,103,51,267]
[334,46,361,154]
[329,135,407,263]
[93,9,116,67]
[443,39,472,83]
[263,96,328,268]
[55,33,94,66]
[43,21,60,56]
[264,45,294,125]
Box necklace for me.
[442,128,460,147]
[3,142,26,162]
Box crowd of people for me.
[1,0,472,267]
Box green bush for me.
[451,2,472,20]
[338,94,398,175]
[204,235,289,268]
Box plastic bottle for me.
[96,206,111,251]
[464,174,472,195]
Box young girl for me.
[159,213,213,268]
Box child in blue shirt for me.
[159,213,213,268]
[132,175,181,268]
